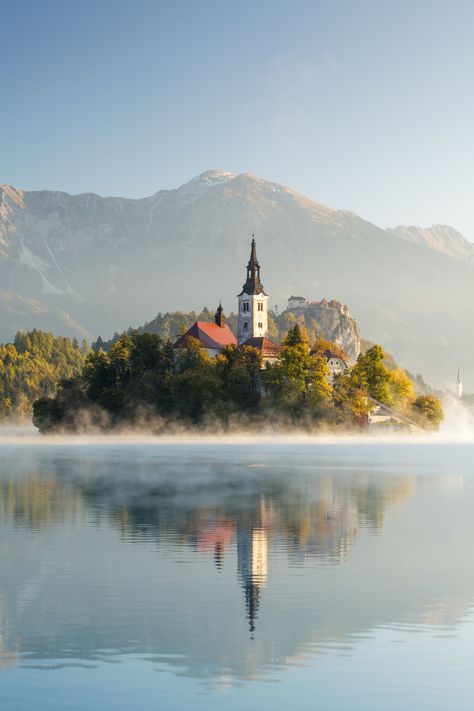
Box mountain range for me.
[1,170,472,388]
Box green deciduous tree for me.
[264,325,331,417]
[412,395,444,428]
[216,344,262,409]
[0,330,87,422]
[353,345,393,405]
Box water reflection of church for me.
[0,470,414,641]
[4,465,454,690]
[237,523,268,634]
[194,504,269,634]
[192,478,415,635]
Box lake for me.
[0,438,473,710]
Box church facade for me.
[174,236,348,374]
[236,238,281,365]
[237,237,269,344]
[174,237,280,364]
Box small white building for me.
[323,350,348,385]
[287,295,308,309]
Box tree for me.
[264,325,331,418]
[389,367,415,406]
[307,351,332,406]
[0,331,87,422]
[353,345,393,405]
[83,349,116,409]
[332,367,370,424]
[171,338,221,422]
[33,378,89,433]
[412,395,443,428]
[216,344,262,409]
[83,332,175,418]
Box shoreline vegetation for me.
[0,330,87,422]
[32,325,443,435]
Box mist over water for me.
[2,396,474,446]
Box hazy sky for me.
[2,0,474,237]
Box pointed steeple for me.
[249,235,258,265]
[215,300,225,327]
[239,235,266,296]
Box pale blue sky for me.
[2,0,474,236]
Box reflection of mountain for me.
[0,444,472,684]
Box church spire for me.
[457,367,463,399]
[239,235,265,296]
[215,300,225,327]
[249,235,258,265]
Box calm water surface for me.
[1,440,474,710]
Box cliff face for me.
[281,300,361,364]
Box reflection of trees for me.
[78,470,414,633]
[0,475,83,529]
[278,476,414,564]
[0,469,412,555]
[0,461,414,646]
[352,476,414,530]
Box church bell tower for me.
[237,237,269,344]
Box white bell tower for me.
[237,237,269,344]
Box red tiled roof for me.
[173,322,237,350]
[239,336,281,357]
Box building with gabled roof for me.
[288,295,308,309]
[322,350,348,385]
[173,303,236,357]
[239,336,281,365]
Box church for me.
[173,237,280,363]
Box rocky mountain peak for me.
[177,170,236,194]
[1,170,474,386]
[386,224,474,261]
[0,184,26,219]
